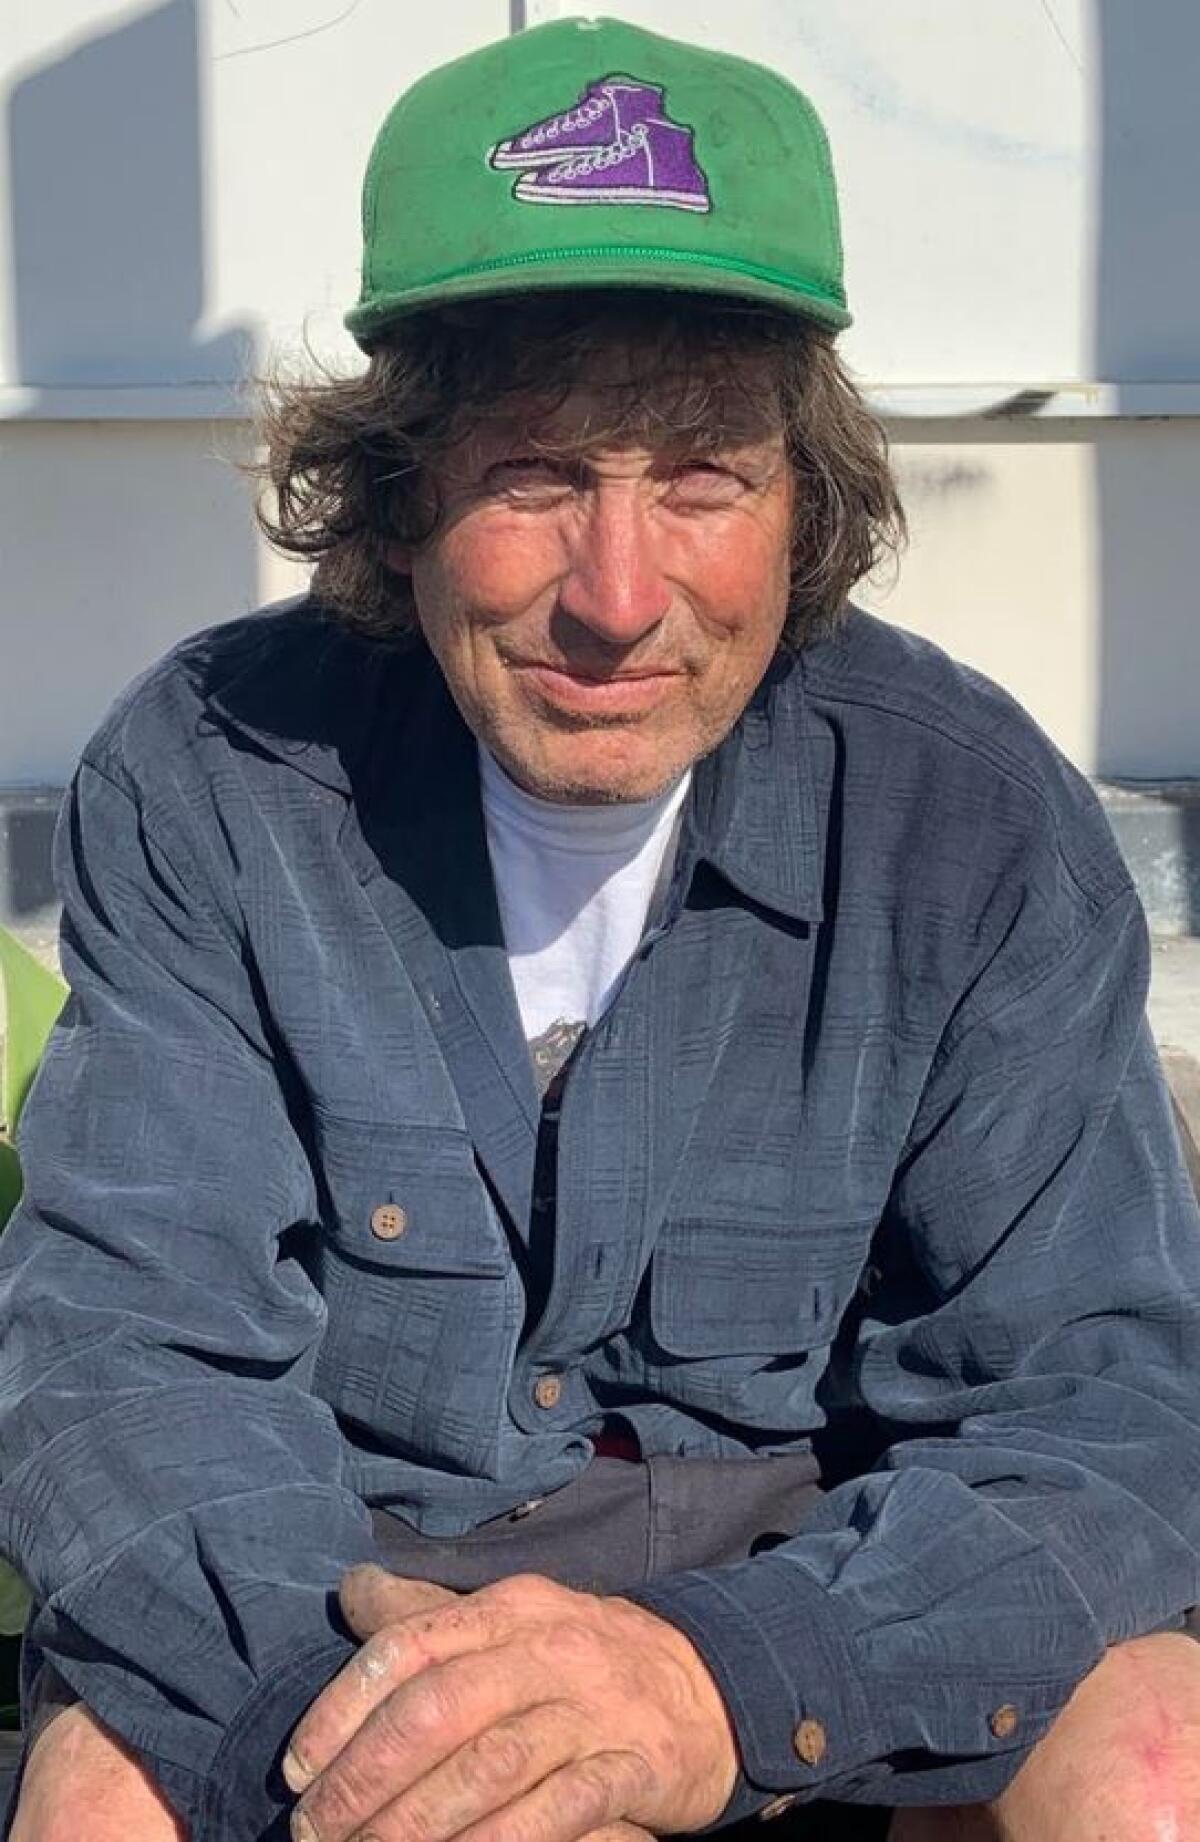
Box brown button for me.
[792,1719,827,1768]
[370,1203,408,1240]
[533,1373,564,1409]
[989,1704,1019,1740]
[758,1795,798,1822]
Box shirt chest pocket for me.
[311,1116,520,1470]
[645,1216,870,1431]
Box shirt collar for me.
[203,604,396,796]
[206,608,823,925]
[685,651,824,925]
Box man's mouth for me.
[513,661,682,715]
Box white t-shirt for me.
[478,746,691,1089]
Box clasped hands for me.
[9,1565,738,1842]
[283,1565,740,1842]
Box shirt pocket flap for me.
[313,1114,509,1276]
[650,1217,856,1357]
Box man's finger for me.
[338,1564,458,1639]
[291,1645,543,1842]
[355,1751,652,1842]
[312,1699,579,1842]
[286,1594,502,1793]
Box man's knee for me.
[1056,1632,1200,1824]
[9,1702,185,1842]
[890,1631,1200,1842]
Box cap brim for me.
[345,249,851,347]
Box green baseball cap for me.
[345,16,850,347]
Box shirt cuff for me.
[21,1657,78,1754]
[2,1637,354,1842]
[627,1553,876,1807]
[192,1636,355,1842]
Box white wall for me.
[0,419,306,784]
[0,0,510,397]
[872,421,1200,779]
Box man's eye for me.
[664,462,744,505]
[486,459,572,500]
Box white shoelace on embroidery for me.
[520,94,608,149]
[551,122,650,181]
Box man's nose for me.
[557,487,672,645]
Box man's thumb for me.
[337,1563,457,1637]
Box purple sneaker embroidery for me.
[512,116,711,214]
[489,74,665,169]
[487,73,712,214]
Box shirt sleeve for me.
[0,753,376,1841]
[631,881,1200,1818]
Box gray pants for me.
[371,1449,824,1589]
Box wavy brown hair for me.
[256,292,904,648]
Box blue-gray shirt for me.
[1,601,1198,1839]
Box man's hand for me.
[284,1564,740,1842]
[9,1701,185,1842]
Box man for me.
[2,16,1200,1842]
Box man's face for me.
[395,344,794,804]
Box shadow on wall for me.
[2,0,263,920]
[1094,0,1200,932]
[9,0,250,390]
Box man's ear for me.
[384,539,414,576]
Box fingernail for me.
[282,1747,313,1794]
[291,1807,318,1842]
[342,1561,384,1588]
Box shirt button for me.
[758,1794,798,1821]
[989,1704,1020,1740]
[533,1373,564,1409]
[370,1203,408,1240]
[792,1719,827,1768]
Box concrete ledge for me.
[2,780,1199,938]
[0,790,62,932]
[1162,1050,1200,1195]
[1096,780,1200,938]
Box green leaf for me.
[0,932,56,1633]
[0,1140,20,1233]
[0,927,66,1137]
[0,1562,29,1638]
